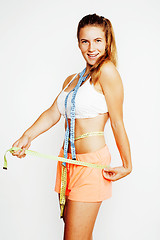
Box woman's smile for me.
[87,53,99,59]
[78,26,106,67]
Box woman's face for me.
[78,25,106,67]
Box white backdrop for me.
[0,0,159,239]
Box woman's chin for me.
[86,59,98,66]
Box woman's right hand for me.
[12,134,31,158]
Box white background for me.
[0,0,159,239]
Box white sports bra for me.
[57,73,109,119]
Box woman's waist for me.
[62,131,106,154]
[65,114,109,132]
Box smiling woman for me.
[78,26,107,65]
[11,13,132,240]
[77,14,118,85]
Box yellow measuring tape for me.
[70,131,104,141]
[60,165,67,217]
[3,147,109,170]
[3,131,109,218]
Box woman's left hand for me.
[102,166,132,181]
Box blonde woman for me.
[12,13,132,240]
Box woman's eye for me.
[96,39,101,42]
[82,40,87,43]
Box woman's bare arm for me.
[12,74,75,158]
[99,61,132,181]
[23,73,76,141]
[23,95,61,142]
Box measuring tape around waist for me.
[3,146,110,170]
[70,131,104,141]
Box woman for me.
[12,13,132,240]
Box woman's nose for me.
[88,42,95,51]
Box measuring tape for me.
[70,131,104,141]
[3,147,110,170]
[61,68,90,218]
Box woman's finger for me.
[12,140,21,155]
[18,148,26,158]
[103,168,116,175]
[102,169,116,180]
[12,149,22,156]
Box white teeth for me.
[88,54,98,57]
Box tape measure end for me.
[60,205,65,218]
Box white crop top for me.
[57,73,108,119]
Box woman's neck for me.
[84,63,92,76]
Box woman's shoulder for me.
[98,60,123,97]
[99,60,121,85]
[62,73,78,90]
[100,60,118,76]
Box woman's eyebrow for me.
[95,37,103,40]
[80,39,88,41]
[80,37,103,41]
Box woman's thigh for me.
[63,199,102,240]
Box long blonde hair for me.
[77,13,118,84]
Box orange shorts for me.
[54,144,112,202]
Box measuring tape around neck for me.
[59,68,90,217]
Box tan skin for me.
[12,26,132,240]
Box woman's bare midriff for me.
[62,112,109,154]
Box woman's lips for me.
[87,53,99,59]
